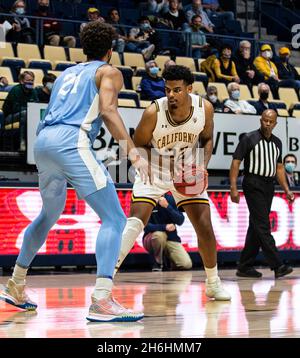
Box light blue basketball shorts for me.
[34,124,112,199]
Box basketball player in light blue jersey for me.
[0,22,149,322]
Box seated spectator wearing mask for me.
[204,85,223,112]
[80,7,105,32]
[253,82,277,115]
[283,154,299,188]
[140,60,165,101]
[2,71,38,151]
[212,44,240,85]
[224,82,256,114]
[275,47,300,95]
[36,73,56,103]
[234,40,264,90]
[254,44,279,98]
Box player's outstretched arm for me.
[199,99,214,169]
[97,65,149,181]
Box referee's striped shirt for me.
[233,129,282,177]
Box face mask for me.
[39,5,49,12]
[262,50,272,59]
[285,162,296,174]
[46,82,54,91]
[222,53,231,59]
[15,8,25,15]
[149,67,159,76]
[192,24,201,30]
[141,23,151,31]
[23,83,34,90]
[208,95,217,103]
[260,92,269,101]
[231,90,240,100]
[281,56,289,62]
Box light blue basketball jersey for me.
[39,61,106,142]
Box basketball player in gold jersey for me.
[116,65,230,300]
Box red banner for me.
[0,187,299,255]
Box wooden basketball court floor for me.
[1,268,300,338]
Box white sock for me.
[205,265,219,283]
[92,277,113,300]
[113,217,144,277]
[12,264,28,285]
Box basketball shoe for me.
[0,279,37,310]
[86,295,144,322]
[205,277,231,301]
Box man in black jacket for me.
[253,83,278,115]
[276,47,300,96]
[143,193,192,271]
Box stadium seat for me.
[135,67,147,77]
[44,46,67,68]
[69,48,86,63]
[140,100,152,108]
[295,67,300,76]
[55,62,77,71]
[0,66,15,84]
[277,108,289,117]
[111,52,122,67]
[175,56,196,72]
[0,92,8,110]
[47,70,62,78]
[17,43,42,62]
[123,52,145,68]
[197,58,205,71]
[278,87,299,109]
[132,76,142,91]
[192,81,206,96]
[208,82,229,101]
[118,98,137,107]
[0,42,15,62]
[116,66,134,90]
[119,90,140,107]
[20,68,44,87]
[192,71,208,87]
[292,110,300,118]
[239,84,253,100]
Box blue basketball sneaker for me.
[0,279,37,310]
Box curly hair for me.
[80,21,117,60]
[162,65,194,85]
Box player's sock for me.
[12,263,29,285]
[114,217,144,276]
[205,264,219,283]
[93,277,113,300]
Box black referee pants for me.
[238,174,282,270]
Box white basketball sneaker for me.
[0,279,37,310]
[86,295,144,322]
[205,277,231,301]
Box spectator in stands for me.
[140,60,165,101]
[253,83,277,115]
[254,44,279,98]
[126,17,156,61]
[224,82,256,114]
[202,0,234,23]
[107,8,128,54]
[204,85,223,112]
[185,0,215,33]
[276,47,300,96]
[36,73,56,103]
[234,40,264,90]
[164,59,176,70]
[2,71,38,151]
[283,154,299,188]
[80,8,105,32]
[163,0,187,30]
[6,1,35,44]
[0,76,13,92]
[34,0,76,47]
[212,44,240,85]
[184,15,211,59]
[143,194,192,271]
[148,0,169,14]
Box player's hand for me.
[286,190,295,204]
[158,197,169,208]
[166,224,176,232]
[230,188,240,203]
[132,156,151,184]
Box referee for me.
[229,109,294,279]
